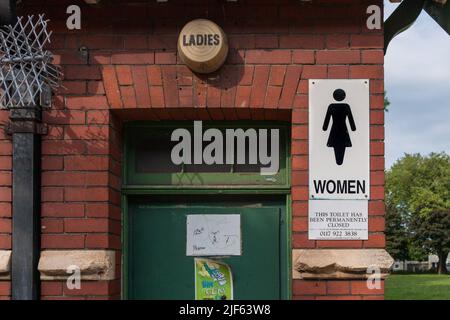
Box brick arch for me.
[102,63,304,111]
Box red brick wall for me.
[7,0,385,299]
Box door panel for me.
[128,200,284,300]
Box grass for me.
[385,274,450,300]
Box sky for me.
[384,1,450,168]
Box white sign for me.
[308,200,368,240]
[309,79,370,200]
[186,214,241,256]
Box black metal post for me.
[9,107,41,300]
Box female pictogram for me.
[322,89,356,165]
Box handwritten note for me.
[186,214,241,256]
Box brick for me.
[66,96,109,110]
[41,187,64,202]
[369,217,385,232]
[42,156,63,171]
[111,52,154,64]
[350,65,383,79]
[124,35,147,49]
[0,203,11,218]
[370,110,384,125]
[85,234,120,249]
[155,51,177,64]
[364,234,386,248]
[42,203,84,218]
[64,218,109,233]
[351,35,383,49]
[42,139,85,155]
[0,188,11,202]
[63,281,111,296]
[264,86,282,108]
[292,94,309,109]
[120,86,137,108]
[41,282,63,296]
[116,66,133,86]
[44,110,86,125]
[246,50,291,64]
[102,66,123,108]
[239,66,254,86]
[293,233,315,248]
[293,295,316,300]
[326,34,350,49]
[328,65,349,79]
[362,50,384,64]
[292,126,308,140]
[87,81,105,95]
[147,65,163,86]
[41,219,64,233]
[369,201,385,216]
[269,66,286,86]
[316,50,360,64]
[0,219,11,233]
[292,109,308,124]
[293,280,326,295]
[351,280,384,295]
[279,66,302,108]
[255,35,278,49]
[280,35,325,49]
[250,66,270,108]
[0,235,10,249]
[235,86,252,108]
[87,110,109,125]
[41,234,84,249]
[371,186,385,200]
[0,282,10,295]
[292,50,315,64]
[64,187,109,202]
[292,156,308,170]
[370,126,384,140]
[229,35,255,49]
[161,66,178,107]
[62,81,86,95]
[0,172,11,186]
[64,155,108,171]
[79,35,122,49]
[292,186,308,201]
[302,65,327,79]
[292,171,308,186]
[292,202,308,217]
[371,156,385,171]
[327,281,350,295]
[64,126,109,141]
[65,66,101,80]
[293,217,308,232]
[371,171,385,185]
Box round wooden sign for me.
[178,19,228,74]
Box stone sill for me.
[293,249,394,280]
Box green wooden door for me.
[127,198,287,300]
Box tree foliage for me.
[386,152,450,273]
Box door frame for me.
[121,122,292,300]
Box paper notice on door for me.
[195,258,233,300]
[186,214,241,256]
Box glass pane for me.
[135,132,182,173]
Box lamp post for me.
[0,14,61,300]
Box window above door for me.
[123,121,290,189]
